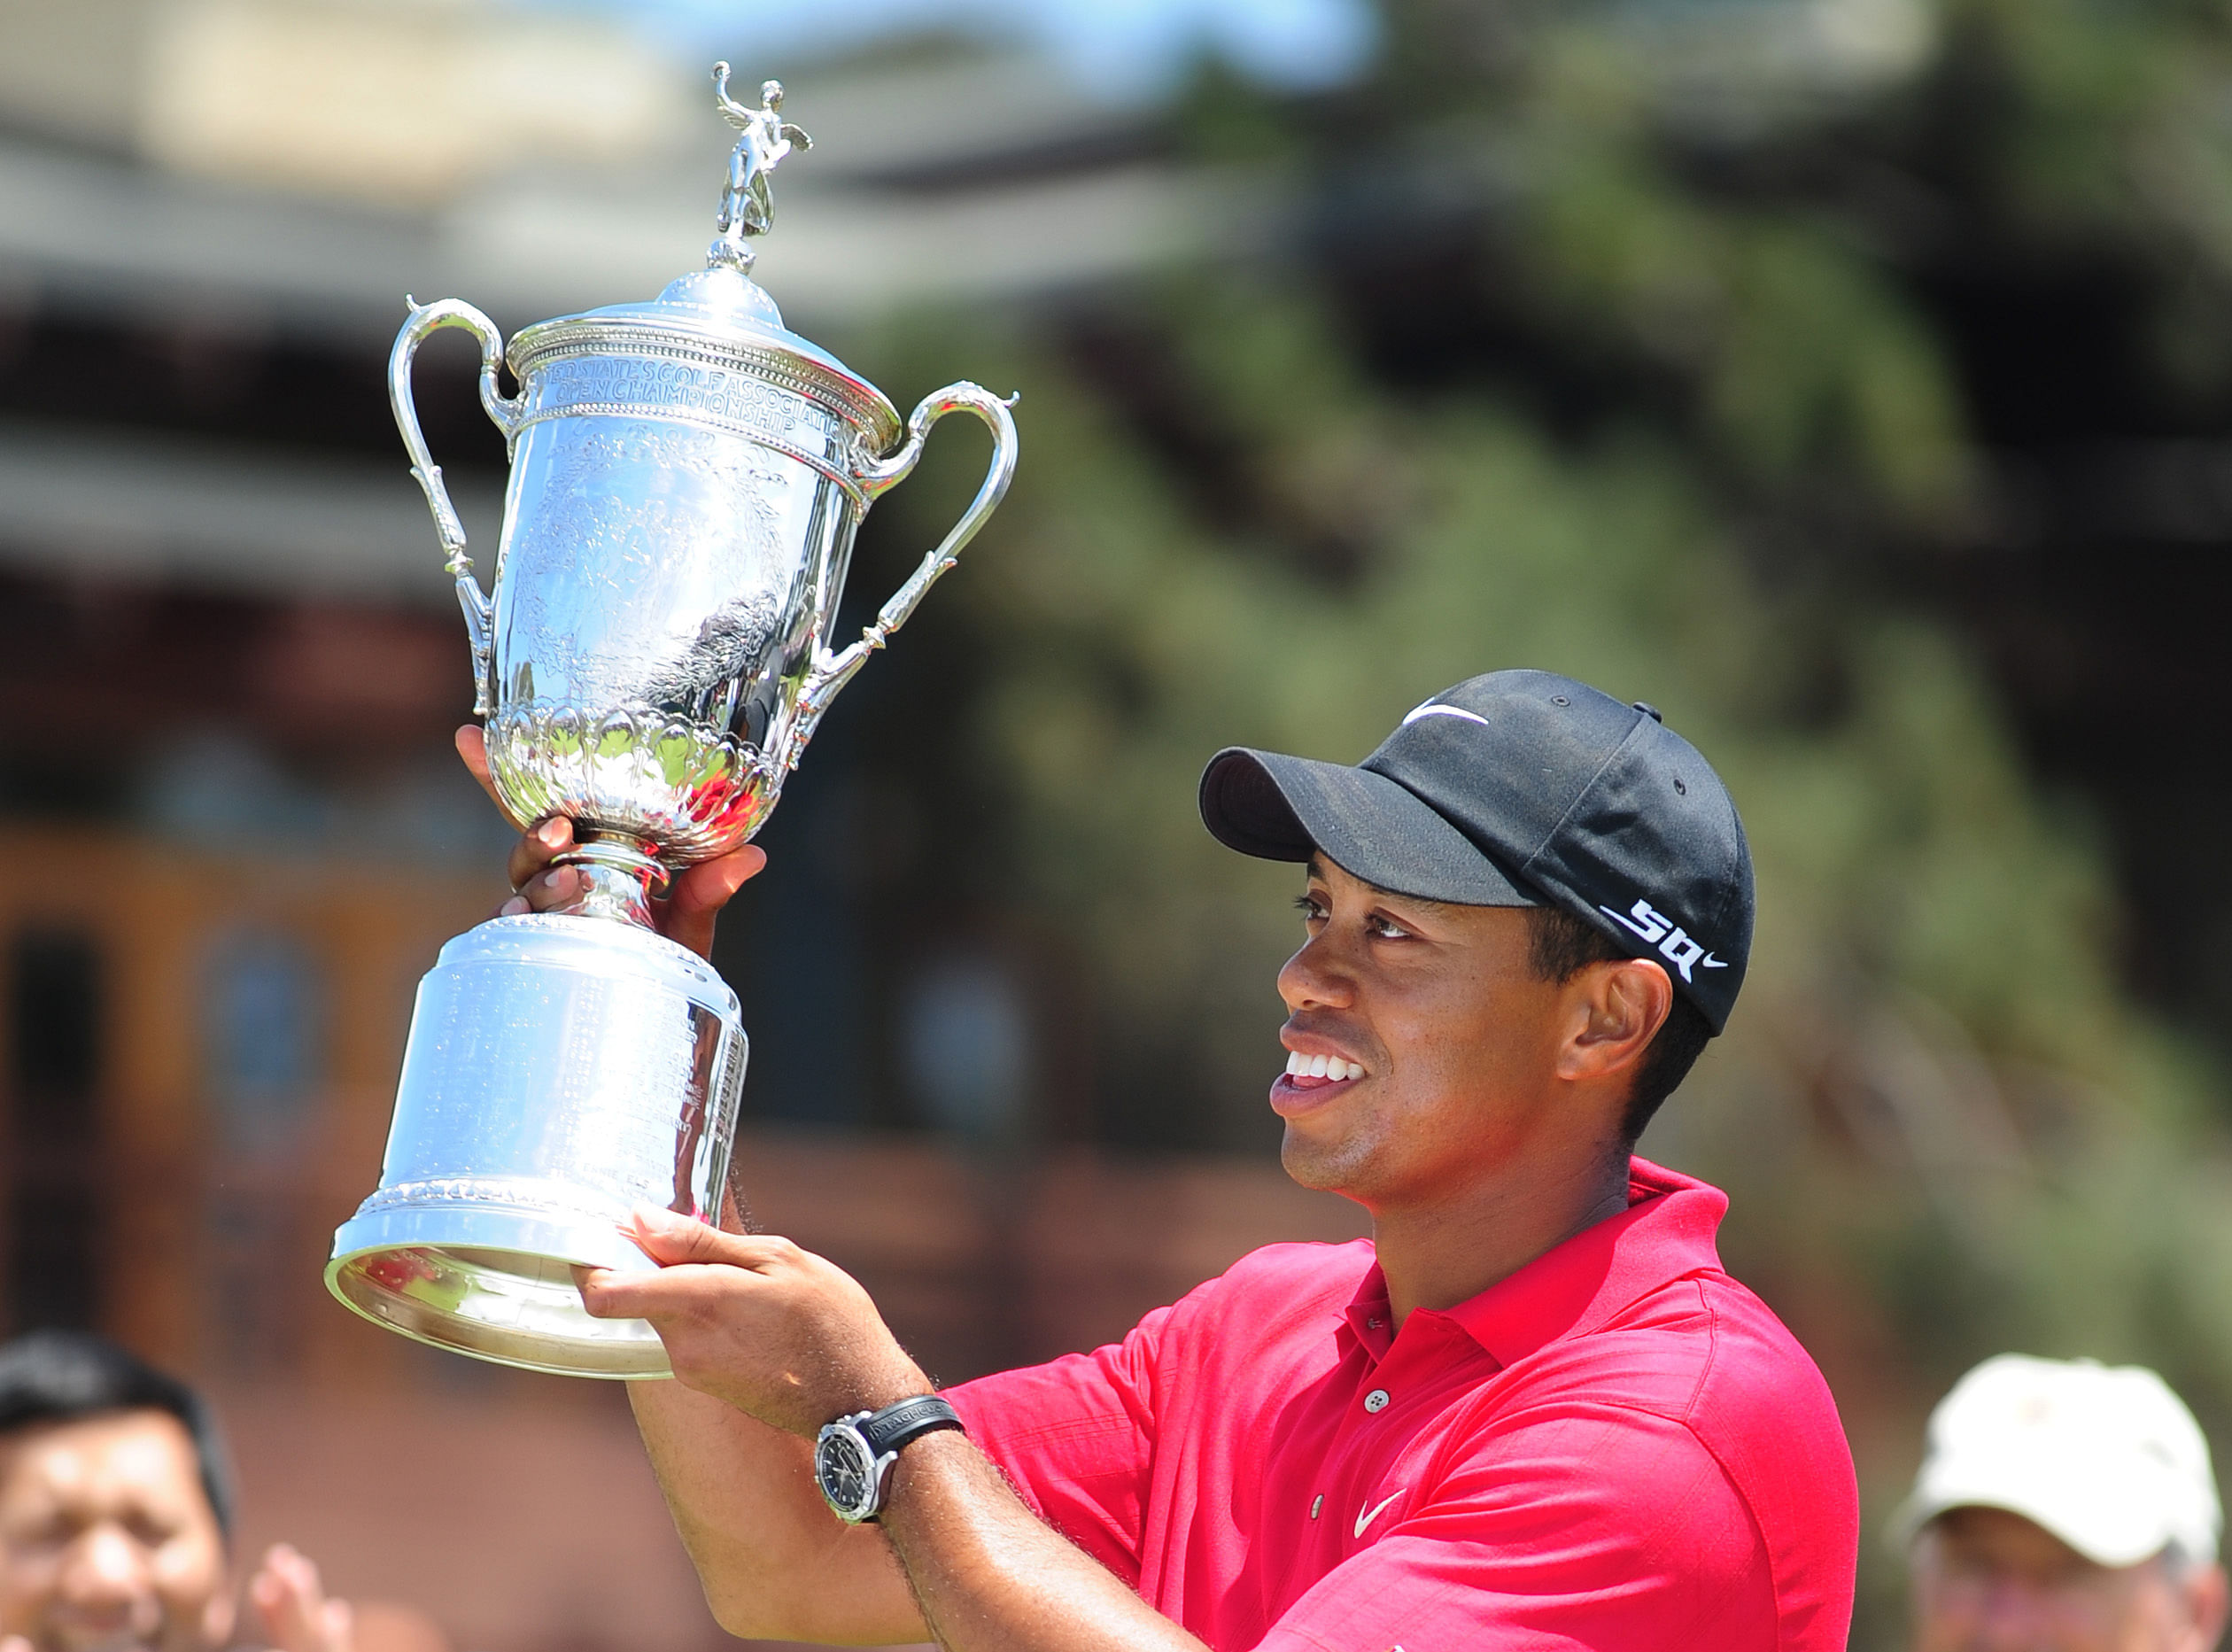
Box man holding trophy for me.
[488,673,1861,1649]
[333,66,1859,1650]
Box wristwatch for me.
[814,1394,965,1524]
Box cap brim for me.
[1891,1471,2182,1569]
[1199,748,1538,907]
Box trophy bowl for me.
[326,68,1019,1377]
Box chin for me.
[1279,1124,1378,1200]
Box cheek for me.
[0,1550,57,1607]
[151,1538,223,1605]
[0,1571,39,1632]
[1377,983,1524,1090]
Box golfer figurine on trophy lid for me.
[325,66,1019,1377]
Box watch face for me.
[816,1425,878,1522]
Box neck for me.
[1373,1144,1633,1327]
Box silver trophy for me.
[325,67,1019,1378]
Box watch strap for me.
[858,1394,964,1458]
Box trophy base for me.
[327,1205,675,1379]
[327,913,747,1380]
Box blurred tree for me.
[824,2,2232,1643]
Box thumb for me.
[625,1205,738,1267]
[454,725,501,808]
[667,845,766,917]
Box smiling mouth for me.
[1278,1050,1368,1088]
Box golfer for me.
[479,668,1860,1649]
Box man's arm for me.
[462,729,926,1640]
[473,733,1201,1647]
[878,1432,1202,1652]
[584,1215,1211,1652]
[625,1380,927,1643]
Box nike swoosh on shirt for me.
[1353,1490,1405,1540]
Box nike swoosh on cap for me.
[1399,702,1492,729]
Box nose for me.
[1965,1578,2059,1651]
[57,1523,155,1622]
[1277,927,1355,1013]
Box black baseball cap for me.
[1197,669,1753,1032]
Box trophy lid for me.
[505,67,903,454]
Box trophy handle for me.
[390,297,523,717]
[784,383,1019,768]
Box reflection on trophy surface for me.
[324,65,1020,1378]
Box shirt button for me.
[1363,1388,1390,1413]
[1310,1494,1322,1520]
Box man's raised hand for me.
[580,1207,926,1438]
[455,725,765,961]
[250,1544,353,1652]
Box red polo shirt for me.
[946,1159,1856,1650]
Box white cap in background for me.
[1895,1353,2222,1566]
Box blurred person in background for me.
[0,1332,446,1652]
[1901,1353,2228,1652]
[478,669,1858,1649]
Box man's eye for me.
[1366,913,1411,939]
[1293,895,1327,922]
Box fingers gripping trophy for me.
[324,66,1019,1377]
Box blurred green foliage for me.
[843,1,2232,1642]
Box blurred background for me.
[0,0,2228,1646]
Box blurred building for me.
[0,5,1360,1649]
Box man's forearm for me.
[627,1379,925,1643]
[882,1432,1207,1652]
[591,1215,1192,1648]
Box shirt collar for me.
[1439,1157,1728,1367]
[1342,1265,1396,1362]
[1335,1160,1729,1368]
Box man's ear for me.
[1556,958,1672,1084]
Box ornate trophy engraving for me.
[325,68,1019,1377]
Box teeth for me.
[1286,1051,1308,1076]
[1309,1053,1330,1078]
[1285,1051,1365,1082]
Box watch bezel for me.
[814,1415,883,1524]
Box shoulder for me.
[1202,1237,1377,1300]
[1514,1264,1847,1448]
[1100,1238,1378,1402]
[1675,1272,1858,1533]
[1662,1270,1852,1473]
[1147,1237,1376,1345]
[950,1238,1372,1415]
[1472,1269,1856,1542]
[1513,1270,1856,1640]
